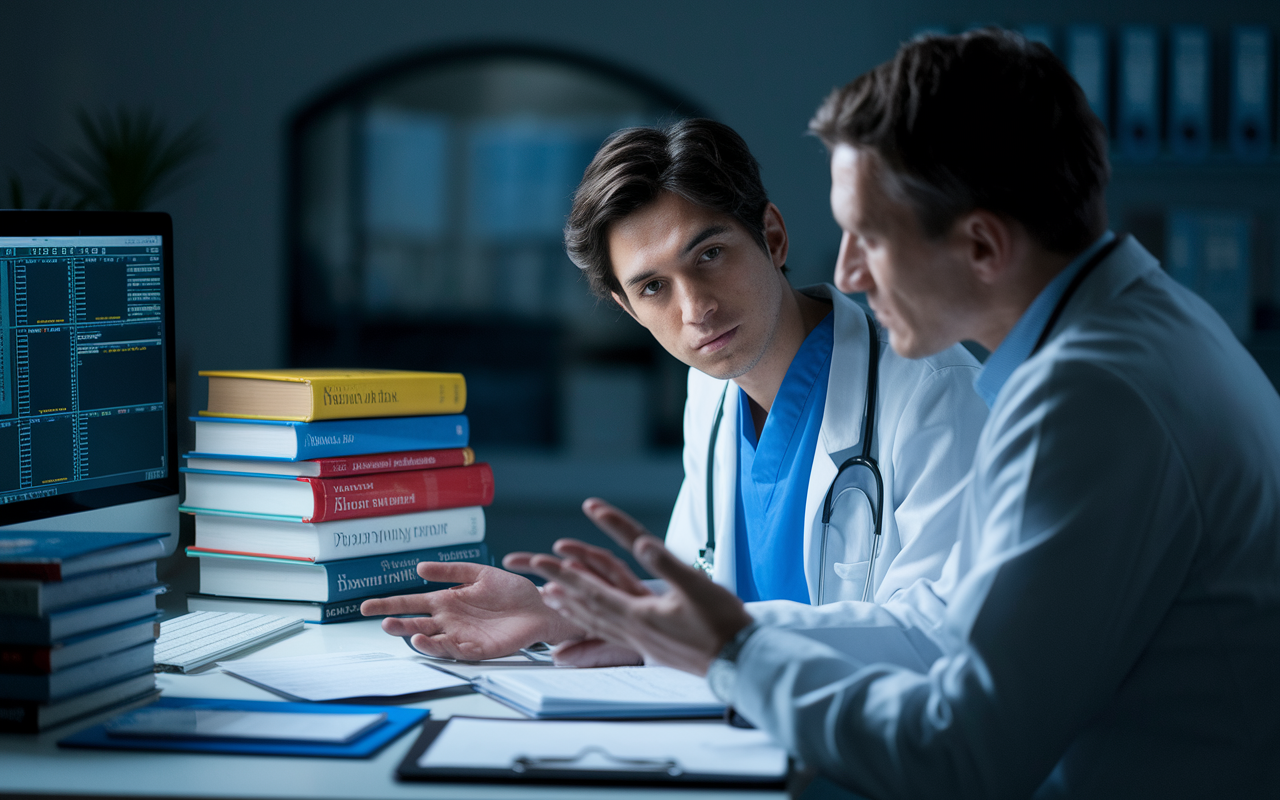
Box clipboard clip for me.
[512,746,684,776]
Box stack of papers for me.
[475,666,725,719]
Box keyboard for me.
[154,611,304,673]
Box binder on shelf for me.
[1168,25,1211,161]
[1230,26,1272,161]
[396,716,790,788]
[1166,210,1254,340]
[1067,25,1110,131]
[1118,25,1161,160]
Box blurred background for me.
[3,0,1278,587]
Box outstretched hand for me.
[360,561,584,661]
[511,497,753,675]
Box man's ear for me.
[611,290,640,324]
[763,203,789,270]
[956,210,1014,285]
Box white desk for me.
[0,618,814,800]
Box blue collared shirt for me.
[974,231,1116,407]
[734,312,834,603]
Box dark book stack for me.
[179,370,495,623]
[0,531,165,733]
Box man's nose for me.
[835,232,872,294]
[679,281,716,326]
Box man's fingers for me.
[631,535,718,598]
[379,613,444,638]
[361,592,436,617]
[416,560,492,584]
[582,497,652,549]
[552,540,650,596]
[501,552,535,572]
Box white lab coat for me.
[724,239,1280,798]
[664,284,987,612]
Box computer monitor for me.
[0,211,179,555]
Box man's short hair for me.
[810,28,1110,255]
[565,118,772,300]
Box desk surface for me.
[0,618,811,800]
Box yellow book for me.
[198,369,466,422]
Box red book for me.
[183,447,475,478]
[181,463,495,522]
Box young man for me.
[521,31,1280,798]
[362,119,988,661]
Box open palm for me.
[361,562,583,660]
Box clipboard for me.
[59,696,428,758]
[395,716,790,787]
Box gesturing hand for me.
[512,498,754,675]
[360,561,585,661]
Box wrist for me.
[706,618,761,702]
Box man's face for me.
[829,144,973,358]
[608,192,786,380]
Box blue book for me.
[0,642,154,703]
[1118,25,1161,160]
[1230,26,1272,161]
[187,542,491,603]
[1168,26,1211,161]
[0,588,164,646]
[1166,210,1254,340]
[0,531,167,581]
[190,414,469,460]
[1066,25,1110,131]
[60,696,429,758]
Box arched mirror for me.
[287,45,703,451]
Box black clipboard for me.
[395,716,790,788]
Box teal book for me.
[187,542,491,602]
[190,414,469,460]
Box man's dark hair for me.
[565,118,773,301]
[810,28,1110,255]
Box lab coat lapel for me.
[711,381,741,589]
[799,285,872,603]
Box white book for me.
[191,506,485,562]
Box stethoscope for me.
[696,308,885,604]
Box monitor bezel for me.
[0,210,179,527]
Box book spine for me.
[307,374,467,421]
[314,505,486,561]
[0,700,39,732]
[305,463,494,522]
[0,564,61,581]
[312,447,474,477]
[322,543,490,601]
[293,415,470,459]
[0,582,41,616]
[0,646,51,674]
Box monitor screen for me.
[0,212,178,548]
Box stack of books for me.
[0,531,166,733]
[179,369,493,623]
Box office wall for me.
[3,0,1277,423]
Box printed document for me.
[218,651,468,701]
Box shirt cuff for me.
[706,619,761,702]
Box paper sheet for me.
[419,718,787,777]
[218,651,468,701]
[478,665,724,715]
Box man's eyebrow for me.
[681,224,730,256]
[624,268,659,290]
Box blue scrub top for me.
[734,312,834,602]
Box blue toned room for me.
[2,1,1279,798]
